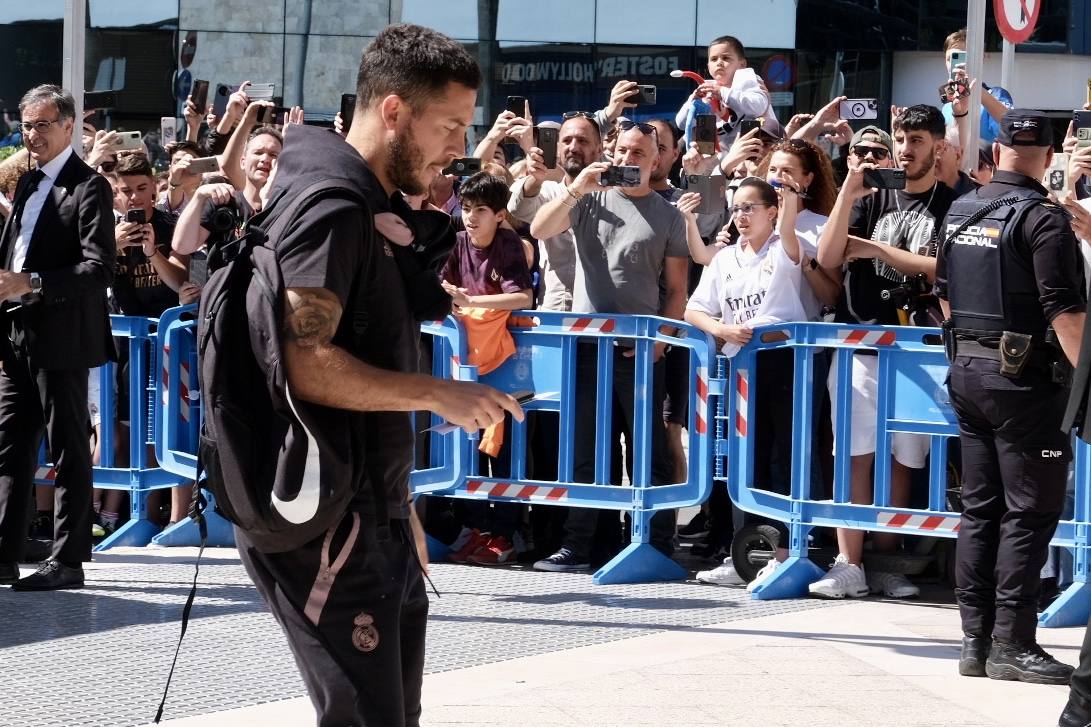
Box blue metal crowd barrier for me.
[410,310,716,585]
[719,321,1091,628]
[35,314,190,550]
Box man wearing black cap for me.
[936,108,1085,685]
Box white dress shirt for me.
[11,144,74,274]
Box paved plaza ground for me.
[0,542,1080,727]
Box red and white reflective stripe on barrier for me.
[36,466,56,481]
[877,511,960,533]
[562,317,616,334]
[695,366,709,435]
[839,329,896,346]
[735,370,749,437]
[161,344,193,422]
[467,480,568,501]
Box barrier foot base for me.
[427,534,450,563]
[1039,581,1091,629]
[748,556,825,600]
[93,518,161,552]
[592,542,686,585]
[150,510,236,548]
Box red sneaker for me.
[467,535,515,566]
[448,529,489,564]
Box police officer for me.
[935,109,1085,685]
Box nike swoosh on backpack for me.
[271,384,322,524]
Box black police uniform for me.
[936,166,1084,682]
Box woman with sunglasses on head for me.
[758,137,842,315]
[685,178,807,591]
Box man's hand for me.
[222,81,252,127]
[1070,144,1091,187]
[1063,197,1091,243]
[720,128,764,175]
[87,130,119,168]
[430,380,524,433]
[524,146,550,183]
[285,105,305,127]
[0,270,31,300]
[168,155,195,187]
[242,99,274,127]
[890,104,906,122]
[681,142,718,176]
[484,110,523,144]
[334,111,346,138]
[570,160,611,194]
[841,163,880,201]
[824,120,853,146]
[195,182,235,206]
[179,281,202,306]
[139,223,157,256]
[785,113,813,138]
[604,80,639,121]
[183,96,203,134]
[114,220,146,250]
[507,116,535,154]
[676,191,702,220]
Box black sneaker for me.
[958,636,990,677]
[677,513,709,540]
[1059,694,1091,727]
[985,640,1074,685]
[532,548,590,573]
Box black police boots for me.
[1059,694,1091,727]
[959,636,990,677]
[985,639,1074,685]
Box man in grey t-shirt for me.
[529,123,689,572]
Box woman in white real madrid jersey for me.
[684,176,807,591]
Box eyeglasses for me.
[617,119,657,137]
[562,111,597,122]
[19,118,62,134]
[851,144,890,160]
[730,202,773,217]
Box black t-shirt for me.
[275,185,418,520]
[837,182,956,326]
[113,207,180,317]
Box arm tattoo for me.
[283,288,342,349]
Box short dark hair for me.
[247,125,283,146]
[115,153,154,179]
[19,84,76,121]
[356,23,482,112]
[458,172,510,213]
[166,140,201,158]
[648,119,681,146]
[708,35,746,62]
[893,105,946,139]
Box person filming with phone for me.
[529,120,689,572]
[814,105,956,600]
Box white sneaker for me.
[746,559,781,593]
[868,570,920,598]
[808,554,869,599]
[696,557,746,586]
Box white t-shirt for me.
[779,207,829,321]
[687,233,806,357]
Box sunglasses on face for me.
[851,144,890,160]
[562,111,597,122]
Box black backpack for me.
[195,179,371,553]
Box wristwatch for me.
[29,272,42,295]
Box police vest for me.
[943,186,1047,337]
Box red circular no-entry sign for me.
[994,0,1040,44]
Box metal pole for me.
[62,0,86,157]
[963,0,987,173]
[1000,39,1015,92]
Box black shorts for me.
[662,345,690,427]
[237,514,429,727]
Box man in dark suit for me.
[0,84,115,590]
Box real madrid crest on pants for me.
[352,612,380,653]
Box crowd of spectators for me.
[2,27,1091,611]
